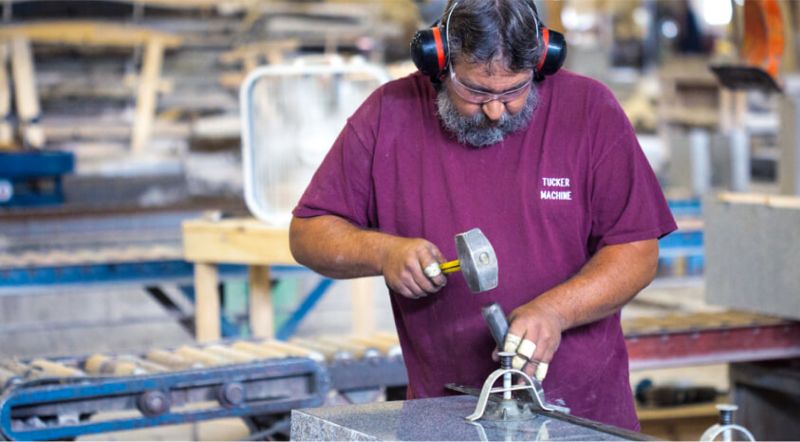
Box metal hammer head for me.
[455,228,498,293]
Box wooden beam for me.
[10,36,43,148]
[249,265,273,338]
[0,41,13,150]
[350,278,375,336]
[218,40,300,65]
[129,0,235,10]
[0,21,181,48]
[182,218,297,266]
[194,262,220,342]
[130,37,165,153]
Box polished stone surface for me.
[291,395,638,441]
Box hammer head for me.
[455,228,498,293]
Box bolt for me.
[479,252,490,265]
[217,382,245,407]
[717,404,737,425]
[138,390,170,417]
[498,351,514,370]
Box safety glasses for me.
[448,69,533,105]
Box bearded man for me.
[289,0,676,431]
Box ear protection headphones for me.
[410,1,567,82]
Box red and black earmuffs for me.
[410,2,567,82]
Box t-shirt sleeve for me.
[588,114,677,251]
[292,118,375,228]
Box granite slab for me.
[291,395,646,441]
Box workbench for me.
[182,217,376,342]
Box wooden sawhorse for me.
[182,218,375,342]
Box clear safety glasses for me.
[448,69,533,105]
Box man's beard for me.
[436,84,538,148]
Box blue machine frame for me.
[0,151,75,207]
[0,357,329,440]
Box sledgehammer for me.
[435,228,498,293]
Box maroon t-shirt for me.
[293,70,676,430]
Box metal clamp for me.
[700,404,756,441]
[466,352,567,422]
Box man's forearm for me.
[291,215,448,297]
[289,215,392,278]
[533,239,659,330]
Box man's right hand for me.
[290,215,448,299]
[380,237,447,299]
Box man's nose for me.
[481,100,505,122]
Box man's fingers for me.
[394,273,427,299]
[420,247,447,288]
[422,262,442,279]
[422,261,447,287]
[503,332,522,353]
[535,362,549,381]
[511,355,527,370]
[517,339,536,359]
[411,264,440,294]
[428,244,447,263]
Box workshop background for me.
[0,0,798,440]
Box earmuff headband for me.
[536,27,550,71]
[411,1,566,81]
[432,27,446,71]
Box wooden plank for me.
[623,311,789,336]
[10,36,44,148]
[182,218,297,265]
[130,37,164,153]
[350,278,374,336]
[637,401,721,420]
[194,263,220,342]
[717,192,800,209]
[43,117,190,140]
[116,0,230,9]
[0,21,181,48]
[248,265,273,339]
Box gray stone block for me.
[704,194,800,319]
[291,396,639,441]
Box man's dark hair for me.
[444,0,543,73]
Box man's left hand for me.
[505,298,568,380]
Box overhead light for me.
[661,20,678,39]
[696,0,733,26]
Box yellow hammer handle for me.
[440,259,460,273]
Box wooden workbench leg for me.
[10,36,44,149]
[0,41,12,150]
[131,37,165,154]
[249,265,274,338]
[351,277,375,336]
[194,263,220,342]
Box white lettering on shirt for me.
[540,190,572,200]
[541,177,570,187]
[540,177,573,201]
